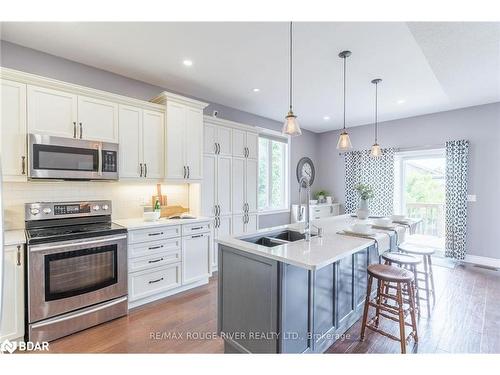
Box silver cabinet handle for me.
[16,245,21,266]
[183,166,186,179]
[144,163,147,178]
[214,143,218,154]
[191,234,204,238]
[148,257,164,264]
[215,217,220,228]
[79,122,83,139]
[140,163,143,177]
[148,277,164,284]
[148,245,164,250]
[217,143,221,154]
[21,156,26,175]
[191,226,204,231]
[98,143,103,176]
[187,166,190,179]
[217,204,221,216]
[73,122,77,138]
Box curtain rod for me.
[338,143,446,156]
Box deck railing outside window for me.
[406,202,445,237]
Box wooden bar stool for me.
[381,252,422,316]
[360,264,418,354]
[398,244,436,314]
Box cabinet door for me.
[245,213,258,233]
[182,233,211,284]
[232,128,246,158]
[27,85,77,138]
[185,107,203,180]
[202,154,217,217]
[0,245,24,341]
[246,132,259,159]
[1,80,27,180]
[245,158,258,213]
[354,249,368,309]
[232,214,245,236]
[217,155,232,216]
[165,102,186,179]
[204,122,217,154]
[213,215,232,270]
[142,110,165,179]
[232,157,246,215]
[217,126,232,156]
[118,105,143,178]
[336,256,354,325]
[77,95,118,142]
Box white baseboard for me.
[463,254,500,269]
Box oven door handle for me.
[29,234,127,252]
[30,296,128,329]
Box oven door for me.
[29,133,118,180]
[28,234,127,323]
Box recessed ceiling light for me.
[323,116,330,120]
[397,99,406,104]
[183,60,193,67]
[252,88,260,92]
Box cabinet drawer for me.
[128,238,181,259]
[128,250,181,273]
[128,263,182,302]
[182,221,211,236]
[128,225,181,244]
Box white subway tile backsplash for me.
[2,181,190,230]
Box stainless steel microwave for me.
[28,134,119,180]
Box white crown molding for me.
[0,67,165,112]
[203,114,258,132]
[151,90,209,109]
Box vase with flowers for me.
[354,183,374,219]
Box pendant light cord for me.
[289,21,293,112]
[342,55,346,131]
[375,81,378,143]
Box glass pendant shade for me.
[336,131,352,151]
[282,111,302,136]
[370,143,382,157]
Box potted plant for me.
[354,184,374,219]
[315,190,329,203]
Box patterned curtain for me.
[445,140,469,260]
[345,148,395,216]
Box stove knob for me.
[43,208,52,215]
[30,208,40,216]
[92,205,100,211]
[102,204,109,211]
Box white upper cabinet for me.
[28,85,119,142]
[119,105,143,178]
[232,128,258,159]
[232,157,246,215]
[1,79,27,181]
[204,122,232,156]
[185,107,203,180]
[27,85,77,138]
[202,154,217,217]
[217,155,232,216]
[246,158,258,213]
[118,104,164,180]
[77,95,118,142]
[142,110,165,179]
[152,92,208,181]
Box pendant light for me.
[282,21,302,136]
[337,50,352,150]
[370,78,382,157]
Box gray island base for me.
[217,242,380,353]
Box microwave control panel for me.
[102,150,117,172]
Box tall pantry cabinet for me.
[202,117,259,271]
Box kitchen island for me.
[216,215,411,353]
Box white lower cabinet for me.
[211,215,231,272]
[127,221,211,308]
[0,244,25,342]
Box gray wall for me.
[0,40,318,228]
[317,102,500,259]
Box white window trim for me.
[257,130,290,214]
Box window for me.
[258,136,289,211]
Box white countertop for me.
[4,229,26,246]
[113,216,212,230]
[217,214,410,271]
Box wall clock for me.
[296,157,315,187]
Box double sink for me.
[241,229,317,248]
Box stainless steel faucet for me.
[298,176,312,241]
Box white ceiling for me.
[1,22,499,133]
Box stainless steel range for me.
[25,200,128,342]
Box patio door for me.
[394,149,446,250]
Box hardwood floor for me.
[46,262,500,354]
